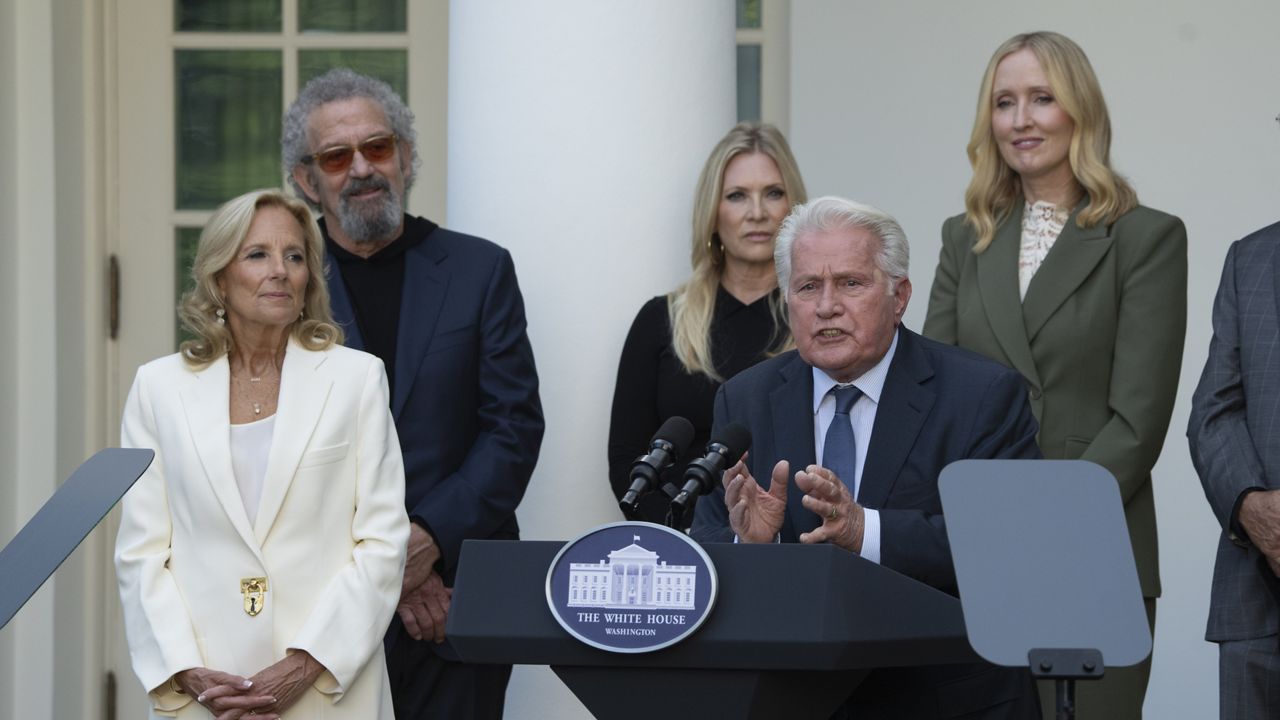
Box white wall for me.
[791,1,1280,716]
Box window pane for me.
[175,0,282,32]
[299,50,408,101]
[175,50,283,210]
[175,227,201,348]
[300,0,406,33]
[736,0,762,29]
[736,44,762,122]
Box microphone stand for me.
[664,486,688,530]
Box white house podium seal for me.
[545,521,718,653]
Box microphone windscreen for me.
[712,422,752,459]
[654,416,695,453]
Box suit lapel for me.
[178,356,262,556]
[857,328,935,510]
[325,260,364,351]
[1021,203,1112,342]
[976,206,1042,388]
[392,237,449,419]
[253,339,331,541]
[769,355,818,538]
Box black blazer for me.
[327,219,545,582]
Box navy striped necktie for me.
[822,385,862,494]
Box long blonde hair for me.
[669,123,807,380]
[179,189,342,367]
[964,31,1137,252]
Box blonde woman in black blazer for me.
[924,31,1186,720]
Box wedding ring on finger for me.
[827,503,839,521]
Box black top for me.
[607,286,784,526]
[321,215,437,397]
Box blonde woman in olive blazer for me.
[926,202,1186,599]
[924,32,1187,719]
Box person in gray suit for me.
[1188,220,1280,720]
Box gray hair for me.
[282,68,420,209]
[774,196,910,296]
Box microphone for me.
[619,416,696,519]
[670,423,751,512]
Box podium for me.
[448,540,980,720]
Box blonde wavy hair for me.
[178,188,342,367]
[669,123,807,380]
[964,31,1137,252]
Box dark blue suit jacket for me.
[691,327,1044,718]
[690,326,1041,595]
[326,219,544,584]
[1189,221,1280,643]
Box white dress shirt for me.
[810,328,900,564]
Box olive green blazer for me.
[923,202,1187,597]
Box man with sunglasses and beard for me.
[283,68,544,720]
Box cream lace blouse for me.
[1018,200,1071,300]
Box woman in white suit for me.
[115,188,409,719]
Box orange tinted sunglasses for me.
[303,133,399,173]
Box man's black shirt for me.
[320,214,439,397]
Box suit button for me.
[1028,385,1043,400]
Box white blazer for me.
[115,339,408,719]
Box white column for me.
[0,1,59,718]
[447,3,734,717]
[0,0,17,708]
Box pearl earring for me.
[215,307,225,325]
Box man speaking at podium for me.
[691,196,1042,719]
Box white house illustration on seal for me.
[567,535,697,609]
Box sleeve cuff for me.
[286,648,344,699]
[1230,487,1266,547]
[312,668,341,697]
[859,508,881,564]
[148,677,194,714]
[410,515,435,540]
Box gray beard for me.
[337,179,403,244]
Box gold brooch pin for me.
[240,577,268,616]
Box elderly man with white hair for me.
[691,196,1043,719]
